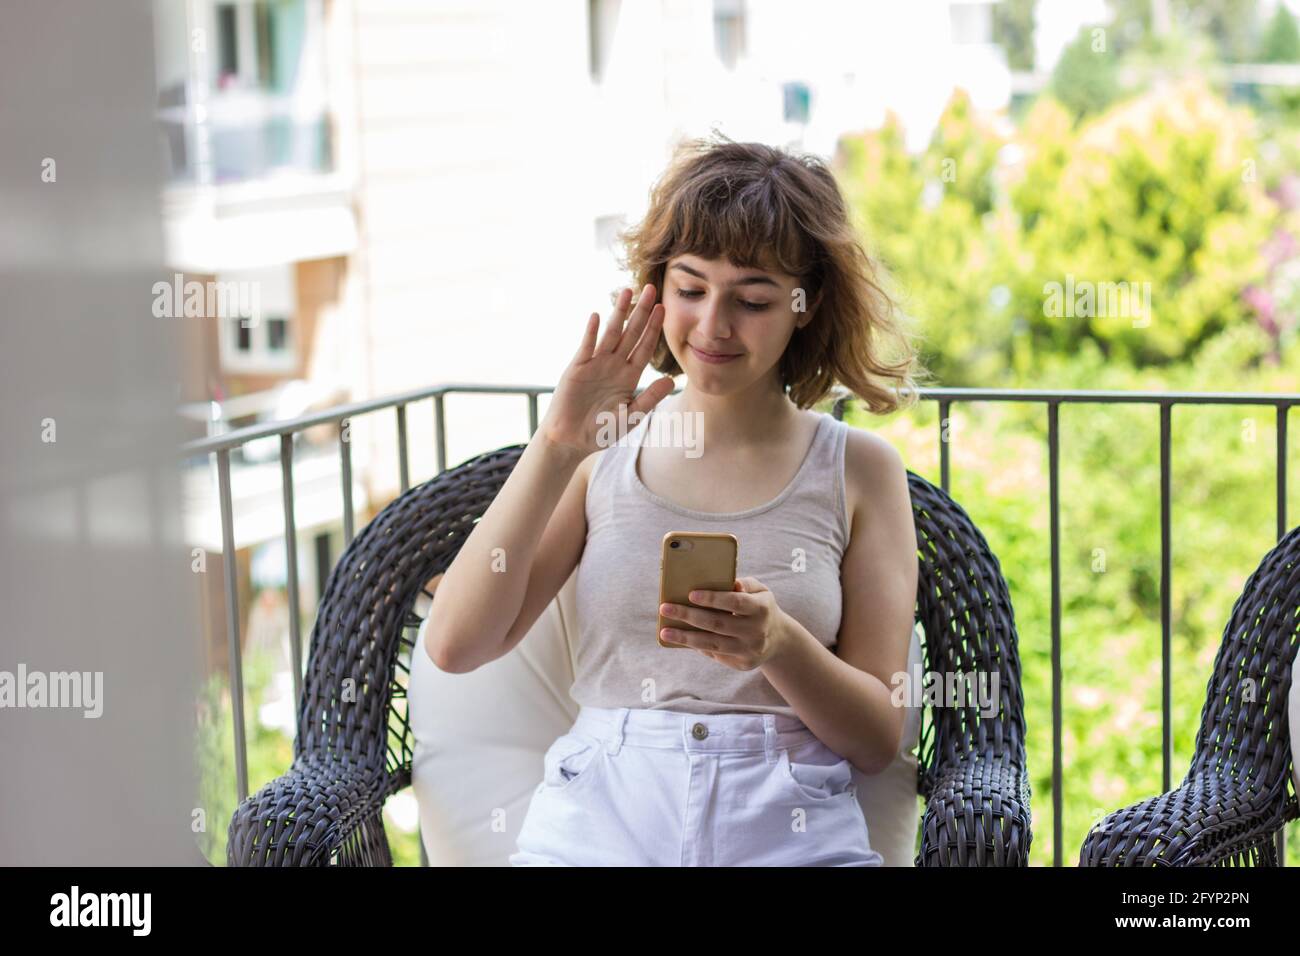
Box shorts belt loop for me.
[608,707,629,755]
[763,714,777,764]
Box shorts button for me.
[692,722,708,740]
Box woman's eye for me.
[675,289,770,311]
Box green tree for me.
[836,76,1281,381]
[1050,24,1122,120]
[1258,2,1300,62]
[837,97,1018,386]
[1183,0,1261,63]
[1106,0,1261,62]
[1011,77,1276,366]
[993,0,1038,71]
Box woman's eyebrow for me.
[669,262,780,289]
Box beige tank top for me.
[570,407,851,718]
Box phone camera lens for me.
[670,540,679,549]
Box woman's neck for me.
[663,382,805,448]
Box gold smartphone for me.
[657,532,738,648]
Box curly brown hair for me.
[615,133,929,415]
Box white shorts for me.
[509,705,884,866]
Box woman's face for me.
[660,253,812,394]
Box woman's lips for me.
[689,344,742,364]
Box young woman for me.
[423,136,926,866]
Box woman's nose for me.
[696,297,732,339]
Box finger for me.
[666,630,748,667]
[603,283,653,356]
[627,301,666,367]
[571,312,599,365]
[669,628,739,654]
[660,627,690,647]
[617,286,658,361]
[628,375,675,419]
[661,603,743,637]
[595,287,642,358]
[662,627,704,649]
[685,587,750,614]
[595,287,633,354]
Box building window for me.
[152,0,331,184]
[783,81,811,124]
[266,316,288,351]
[214,0,285,92]
[216,263,297,374]
[216,4,239,78]
[713,0,746,70]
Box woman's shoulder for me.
[579,437,627,505]
[580,442,611,489]
[840,423,909,535]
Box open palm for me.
[541,284,676,457]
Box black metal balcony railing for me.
[180,384,1299,866]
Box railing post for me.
[1048,401,1062,867]
[938,399,952,494]
[216,449,249,803]
[280,435,304,718]
[1159,402,1173,794]
[340,418,354,546]
[434,393,447,475]
[1277,402,1290,867]
[397,404,410,494]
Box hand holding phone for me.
[657,532,738,648]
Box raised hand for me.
[540,284,676,457]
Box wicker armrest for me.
[916,749,1033,866]
[227,754,391,867]
[1078,769,1293,867]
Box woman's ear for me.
[805,289,823,321]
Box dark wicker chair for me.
[908,473,1033,865]
[1078,526,1300,867]
[227,441,1033,866]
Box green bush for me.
[836,70,1298,865]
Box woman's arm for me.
[423,283,674,673]
[423,434,588,673]
[760,430,918,775]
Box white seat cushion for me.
[410,570,922,865]
[409,574,581,867]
